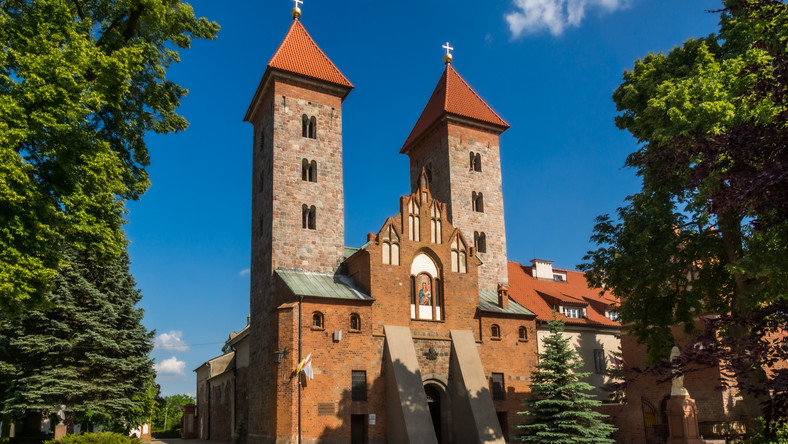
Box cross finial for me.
[292,0,303,19]
[442,42,454,64]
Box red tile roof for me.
[507,261,620,328]
[401,64,509,153]
[267,19,353,89]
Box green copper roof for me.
[478,289,535,316]
[276,270,373,301]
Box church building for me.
[195,4,618,444]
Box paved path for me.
[151,439,228,444]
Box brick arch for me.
[407,247,444,272]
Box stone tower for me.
[242,11,352,440]
[401,61,510,291]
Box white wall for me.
[536,327,621,401]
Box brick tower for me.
[401,55,510,292]
[242,8,352,440]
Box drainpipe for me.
[298,295,303,444]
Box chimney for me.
[497,283,510,309]
[530,259,554,280]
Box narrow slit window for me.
[302,114,309,137]
[309,160,317,182]
[308,116,317,139]
[308,205,316,230]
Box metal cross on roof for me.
[442,42,454,64]
[293,0,303,8]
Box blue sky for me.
[130,0,722,396]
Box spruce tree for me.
[0,250,154,429]
[516,317,616,443]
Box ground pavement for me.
[151,439,227,444]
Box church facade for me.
[195,6,619,444]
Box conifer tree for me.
[516,317,616,443]
[0,249,154,429]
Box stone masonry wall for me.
[406,121,509,292]
[247,75,347,443]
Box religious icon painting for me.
[417,273,432,306]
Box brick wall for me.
[615,323,751,443]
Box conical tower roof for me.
[401,64,508,153]
[245,19,352,122]
[267,19,353,88]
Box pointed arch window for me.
[301,159,317,182]
[451,236,467,273]
[472,192,484,213]
[430,203,442,244]
[474,231,487,253]
[409,253,443,321]
[408,198,420,241]
[381,224,400,265]
[302,204,316,230]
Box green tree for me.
[0,0,219,316]
[516,317,616,443]
[151,394,194,432]
[581,0,787,432]
[0,249,155,430]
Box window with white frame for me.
[562,306,583,319]
[605,310,619,321]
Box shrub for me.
[151,429,181,439]
[44,432,142,444]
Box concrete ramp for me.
[449,330,505,444]
[384,325,438,444]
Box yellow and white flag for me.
[296,353,313,380]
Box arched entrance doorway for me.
[424,383,442,442]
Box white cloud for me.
[505,0,629,37]
[154,330,189,352]
[239,268,250,276]
[155,356,186,376]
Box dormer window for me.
[553,274,564,282]
[561,306,584,319]
[605,310,619,321]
